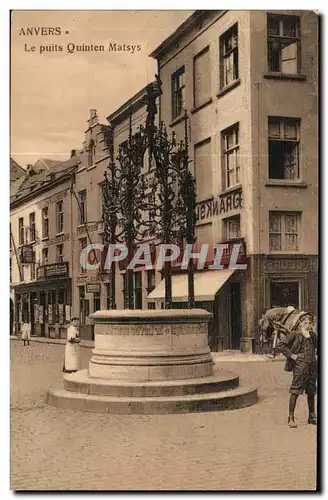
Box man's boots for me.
[307,394,317,425]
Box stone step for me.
[63,368,239,397]
[47,384,258,414]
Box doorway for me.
[230,282,242,349]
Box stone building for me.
[10,155,78,337]
[147,10,319,351]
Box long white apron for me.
[64,325,80,371]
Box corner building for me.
[148,10,318,352]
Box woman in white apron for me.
[63,317,81,373]
[21,322,31,346]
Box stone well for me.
[47,309,258,414]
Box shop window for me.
[56,244,64,264]
[220,23,238,89]
[18,217,24,245]
[171,66,185,120]
[79,190,87,225]
[79,286,89,325]
[122,274,129,309]
[42,247,48,265]
[42,207,49,239]
[270,280,300,308]
[56,201,64,234]
[93,292,101,312]
[268,117,300,180]
[269,211,300,251]
[222,124,240,189]
[29,212,36,242]
[194,46,210,108]
[134,271,142,310]
[267,14,300,74]
[30,250,36,280]
[224,215,241,241]
[194,138,212,200]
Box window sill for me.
[220,184,243,196]
[190,98,213,114]
[41,237,49,242]
[264,72,307,81]
[268,251,301,255]
[265,180,308,188]
[169,114,187,127]
[216,79,241,99]
[55,232,65,237]
[86,164,97,171]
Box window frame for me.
[18,217,24,246]
[221,123,240,190]
[79,237,88,274]
[223,215,241,241]
[220,23,239,90]
[42,247,49,265]
[42,207,49,239]
[267,14,301,75]
[29,212,36,242]
[171,66,186,121]
[56,200,64,234]
[56,243,64,264]
[193,46,211,109]
[269,211,301,252]
[79,190,87,225]
[268,117,300,181]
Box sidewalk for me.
[10,336,283,361]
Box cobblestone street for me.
[11,341,317,491]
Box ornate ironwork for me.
[102,78,196,310]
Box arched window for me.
[88,139,96,167]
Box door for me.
[230,282,242,349]
[270,281,300,309]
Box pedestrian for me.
[277,313,317,428]
[21,321,31,346]
[63,317,81,374]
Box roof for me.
[106,83,153,126]
[10,155,79,206]
[10,157,26,184]
[149,10,223,59]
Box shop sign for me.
[76,222,99,236]
[264,258,318,272]
[43,233,69,247]
[86,283,101,293]
[220,238,247,266]
[58,304,65,325]
[39,305,44,324]
[77,274,104,284]
[40,189,68,208]
[20,245,35,264]
[48,304,53,324]
[37,262,69,280]
[196,190,243,223]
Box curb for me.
[10,336,94,349]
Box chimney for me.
[26,164,33,176]
[88,109,98,127]
[71,149,76,158]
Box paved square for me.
[11,341,317,491]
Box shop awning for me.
[147,269,235,302]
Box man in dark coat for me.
[277,313,317,428]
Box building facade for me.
[148,10,319,351]
[10,156,78,338]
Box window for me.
[93,292,101,312]
[56,244,64,263]
[29,213,36,242]
[194,139,212,200]
[220,24,238,89]
[269,212,300,251]
[134,271,142,309]
[122,274,128,309]
[88,139,96,167]
[79,286,89,326]
[42,247,48,265]
[79,190,87,224]
[18,218,24,245]
[194,47,210,108]
[171,67,185,120]
[267,14,300,74]
[268,117,300,180]
[222,124,240,189]
[79,238,88,273]
[42,207,49,239]
[224,216,241,240]
[10,223,12,251]
[55,201,64,234]
[270,280,300,308]
[148,302,156,310]
[10,258,12,283]
[146,270,156,293]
